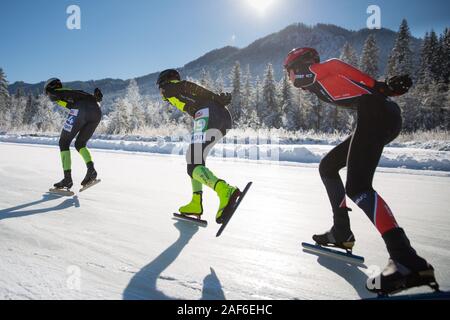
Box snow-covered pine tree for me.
[200,69,214,91]
[107,98,131,134]
[254,75,263,122]
[430,30,449,82]
[0,68,11,129]
[295,88,305,130]
[32,94,64,132]
[229,61,242,122]
[359,34,380,78]
[413,29,450,131]
[280,70,301,131]
[438,28,450,84]
[421,80,447,130]
[10,89,27,128]
[300,89,322,131]
[261,63,281,128]
[396,85,422,132]
[445,85,450,130]
[214,70,225,94]
[23,94,37,125]
[386,19,414,78]
[327,104,353,133]
[340,42,359,67]
[107,79,144,134]
[126,79,145,131]
[428,31,442,83]
[144,96,169,129]
[418,32,434,84]
[240,65,254,125]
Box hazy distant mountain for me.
[8,23,422,98]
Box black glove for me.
[216,92,232,106]
[386,75,412,96]
[94,88,103,102]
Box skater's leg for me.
[55,109,84,188]
[180,106,222,216]
[187,127,226,191]
[345,129,399,235]
[319,136,352,235]
[60,149,72,172]
[346,97,428,271]
[185,106,237,222]
[186,106,228,187]
[191,178,203,193]
[75,107,101,186]
[74,113,100,166]
[59,123,78,171]
[345,98,399,235]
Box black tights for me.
[319,95,402,235]
[59,106,102,152]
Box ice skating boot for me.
[179,192,203,218]
[313,208,355,251]
[53,170,73,190]
[367,259,438,296]
[81,162,97,186]
[313,228,355,252]
[215,181,240,224]
[367,228,439,295]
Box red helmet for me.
[284,48,320,70]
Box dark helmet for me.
[157,69,180,88]
[44,78,62,94]
[284,48,320,70]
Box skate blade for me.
[302,242,365,266]
[173,213,208,227]
[373,276,441,297]
[48,188,75,197]
[216,182,253,238]
[79,179,101,193]
[366,289,449,300]
[318,242,355,252]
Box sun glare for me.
[247,0,275,15]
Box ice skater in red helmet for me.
[285,47,438,295]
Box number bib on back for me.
[63,109,79,132]
[191,108,210,144]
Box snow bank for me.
[1,134,449,171]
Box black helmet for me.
[44,78,62,94]
[157,69,180,87]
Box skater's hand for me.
[94,88,103,102]
[387,75,413,96]
[217,93,232,106]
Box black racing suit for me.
[47,88,102,153]
[160,80,232,177]
[291,59,426,270]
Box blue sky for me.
[0,0,449,83]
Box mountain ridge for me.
[7,22,422,97]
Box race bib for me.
[63,109,78,132]
[191,108,209,144]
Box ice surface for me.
[0,143,449,300]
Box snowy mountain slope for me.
[0,143,449,300]
[8,23,421,97]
